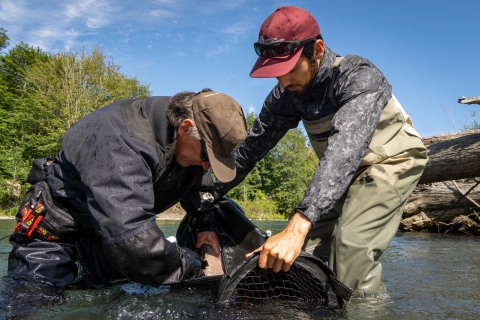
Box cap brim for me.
[205,144,236,183]
[250,47,304,78]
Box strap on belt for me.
[14,201,59,241]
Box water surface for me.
[1,219,479,319]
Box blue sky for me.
[1,0,479,136]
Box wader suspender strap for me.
[328,56,344,107]
[291,56,344,112]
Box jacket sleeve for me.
[66,132,201,286]
[215,84,301,196]
[296,56,392,223]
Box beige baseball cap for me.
[193,92,247,182]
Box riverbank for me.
[156,212,185,220]
[0,202,287,221]
[0,215,287,221]
[0,214,186,220]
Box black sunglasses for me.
[254,38,317,58]
[200,139,209,162]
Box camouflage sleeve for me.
[296,56,392,223]
[215,84,301,196]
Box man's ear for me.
[314,39,325,59]
[177,119,195,137]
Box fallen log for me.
[400,179,480,235]
[400,130,480,234]
[419,129,480,184]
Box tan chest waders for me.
[297,57,428,292]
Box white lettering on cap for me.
[258,36,285,44]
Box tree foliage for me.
[227,112,318,219]
[0,28,9,53]
[0,32,151,213]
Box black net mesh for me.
[229,263,328,304]
[71,229,126,288]
[217,253,351,307]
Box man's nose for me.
[276,74,291,89]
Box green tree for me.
[267,128,317,218]
[0,28,9,53]
[0,44,151,214]
[21,46,151,156]
[0,40,47,212]
[226,112,318,219]
[0,42,49,95]
[227,112,265,202]
[26,47,150,129]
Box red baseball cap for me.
[250,6,320,78]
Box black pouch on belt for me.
[14,181,78,241]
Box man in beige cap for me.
[215,6,427,294]
[9,88,247,288]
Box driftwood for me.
[400,179,480,234]
[458,96,480,105]
[419,129,480,184]
[400,130,480,235]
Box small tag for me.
[202,193,214,202]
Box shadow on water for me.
[1,219,480,319]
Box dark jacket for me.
[45,97,215,285]
[215,46,392,223]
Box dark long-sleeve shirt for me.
[215,46,392,223]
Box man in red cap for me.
[215,6,428,294]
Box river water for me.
[0,219,479,319]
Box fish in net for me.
[70,196,352,307]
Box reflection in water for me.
[1,219,480,319]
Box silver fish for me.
[199,244,224,276]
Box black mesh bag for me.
[217,252,351,308]
[176,197,351,307]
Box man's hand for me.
[246,212,312,272]
[196,231,221,256]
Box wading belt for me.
[14,187,60,242]
[15,201,53,240]
[13,181,75,242]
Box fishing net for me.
[216,252,350,307]
[178,197,352,308]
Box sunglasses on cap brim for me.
[253,37,317,58]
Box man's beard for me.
[291,60,319,98]
[290,86,308,98]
